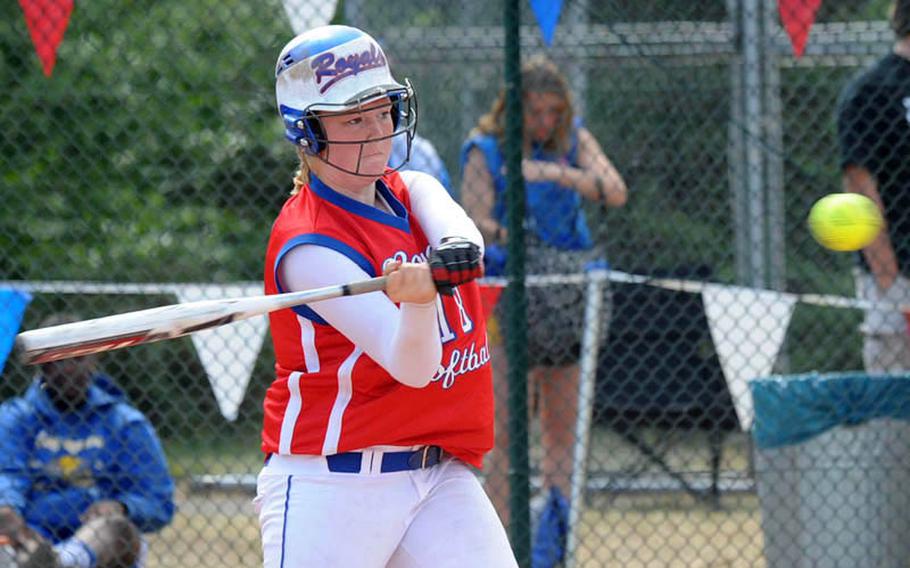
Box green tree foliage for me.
[2,0,891,435]
[1,0,295,283]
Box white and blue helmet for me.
[275,25,416,159]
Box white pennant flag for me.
[173,284,269,422]
[282,0,339,34]
[702,284,796,431]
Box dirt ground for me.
[573,493,765,568]
[144,487,765,567]
[144,428,765,566]
[145,487,261,567]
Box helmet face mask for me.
[275,26,417,177]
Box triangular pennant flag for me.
[778,0,822,58]
[478,283,504,322]
[702,284,796,431]
[18,0,74,76]
[282,0,339,35]
[529,0,564,47]
[0,289,32,374]
[174,284,268,422]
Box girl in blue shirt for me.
[460,55,627,565]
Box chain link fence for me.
[1,0,907,566]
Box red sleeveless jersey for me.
[261,171,494,467]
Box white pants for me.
[255,451,517,568]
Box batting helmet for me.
[275,25,417,157]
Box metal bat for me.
[15,277,388,365]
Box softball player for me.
[255,26,517,568]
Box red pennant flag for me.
[18,0,74,77]
[478,284,504,322]
[778,0,822,58]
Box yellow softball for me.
[808,193,883,252]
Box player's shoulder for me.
[397,169,435,186]
[395,169,447,196]
[271,190,303,226]
[276,188,315,219]
[270,188,326,235]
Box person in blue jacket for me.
[461,55,627,567]
[0,314,174,568]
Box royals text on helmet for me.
[274,25,416,173]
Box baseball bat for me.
[15,276,388,366]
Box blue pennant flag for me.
[530,0,564,47]
[0,289,32,375]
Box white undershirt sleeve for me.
[398,170,484,253]
[278,245,441,388]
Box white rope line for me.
[2,270,907,313]
[486,270,910,313]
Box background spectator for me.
[837,0,910,372]
[460,54,627,567]
[0,314,174,568]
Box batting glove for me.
[429,237,484,296]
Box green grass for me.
[163,436,263,478]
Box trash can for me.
[751,372,910,568]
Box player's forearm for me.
[382,301,442,388]
[283,246,442,387]
[334,295,441,388]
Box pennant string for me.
[6,268,903,425]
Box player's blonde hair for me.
[472,54,575,156]
[291,147,311,196]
